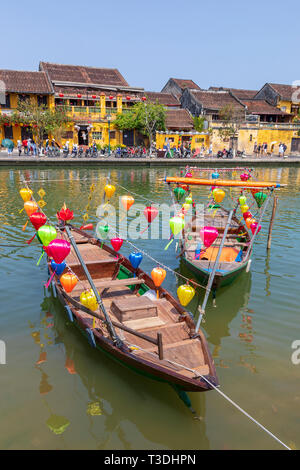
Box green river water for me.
[0,165,299,450]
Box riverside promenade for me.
[0,153,300,167]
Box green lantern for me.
[254,192,267,208]
[173,187,186,202]
[37,225,57,247]
[239,195,247,206]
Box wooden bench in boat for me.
[71,276,144,296]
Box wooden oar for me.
[64,225,123,348]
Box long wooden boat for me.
[48,224,218,392]
[180,206,251,289]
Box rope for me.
[124,340,291,450]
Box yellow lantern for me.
[240,204,249,214]
[20,188,33,202]
[182,203,190,213]
[80,290,98,311]
[213,188,225,203]
[104,184,116,199]
[177,284,195,307]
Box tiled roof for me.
[144,91,180,106]
[191,90,245,111]
[40,62,129,87]
[165,109,194,130]
[243,100,289,115]
[268,83,295,101]
[209,87,257,100]
[171,78,201,90]
[0,70,52,94]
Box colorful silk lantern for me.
[57,205,74,222]
[185,172,192,178]
[37,225,57,246]
[243,211,252,221]
[97,224,109,239]
[170,216,185,236]
[44,239,71,264]
[60,273,78,293]
[24,200,39,217]
[254,192,267,208]
[250,222,261,235]
[245,217,256,229]
[185,196,193,205]
[240,204,249,214]
[20,188,33,202]
[200,226,219,248]
[182,203,191,213]
[213,188,225,203]
[173,187,186,202]
[80,224,93,230]
[239,195,247,206]
[151,267,166,298]
[240,173,250,182]
[104,184,116,199]
[177,284,195,307]
[121,195,134,211]
[129,252,143,272]
[80,290,98,311]
[110,237,123,252]
[51,260,66,275]
[29,212,47,231]
[212,171,219,179]
[143,206,159,223]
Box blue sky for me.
[2,0,299,92]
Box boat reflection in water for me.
[32,292,210,449]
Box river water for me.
[0,165,299,450]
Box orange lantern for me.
[60,273,78,293]
[121,195,135,211]
[24,200,39,217]
[245,217,256,229]
[151,267,166,298]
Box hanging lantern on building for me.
[109,95,114,100]
[142,96,147,101]
[92,95,97,99]
[77,94,82,98]
[59,93,64,98]
[126,96,131,100]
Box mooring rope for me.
[125,340,291,450]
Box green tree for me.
[14,100,70,146]
[115,101,166,149]
[193,115,206,132]
[217,104,245,148]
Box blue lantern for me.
[129,252,143,276]
[51,260,66,276]
[212,171,219,179]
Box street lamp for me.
[107,114,112,156]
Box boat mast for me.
[195,208,235,332]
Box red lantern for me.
[59,93,64,98]
[243,211,252,221]
[109,95,114,100]
[92,95,97,99]
[126,96,131,100]
[110,237,123,252]
[142,96,147,101]
[77,94,82,98]
[29,212,47,230]
[56,205,74,222]
[144,206,159,223]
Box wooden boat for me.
[180,206,251,289]
[49,224,218,393]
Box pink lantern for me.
[240,173,250,182]
[185,172,192,178]
[250,222,261,235]
[44,239,71,264]
[200,226,219,248]
[144,206,159,223]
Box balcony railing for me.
[56,105,120,119]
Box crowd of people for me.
[253,141,288,157]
